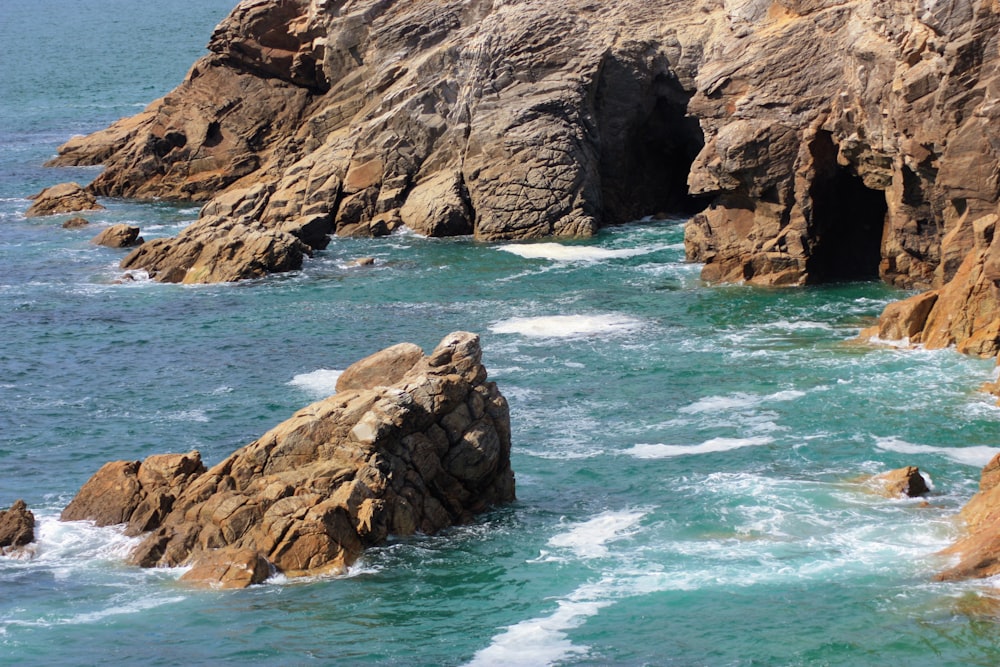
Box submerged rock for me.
[62,332,514,587]
[91,224,144,248]
[0,500,35,551]
[25,182,104,217]
[62,216,90,229]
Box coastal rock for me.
[870,466,930,499]
[62,217,90,229]
[62,332,515,587]
[25,182,104,217]
[937,453,1000,581]
[0,500,35,550]
[91,224,144,248]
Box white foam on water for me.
[679,390,805,414]
[497,242,666,262]
[625,436,774,459]
[162,409,209,423]
[546,509,647,559]
[287,368,343,398]
[464,578,616,667]
[489,314,643,338]
[875,436,1000,467]
[32,515,141,567]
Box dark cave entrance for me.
[596,63,710,224]
[807,131,887,282]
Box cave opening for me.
[807,131,887,282]
[596,64,710,224]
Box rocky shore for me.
[60,332,515,588]
[35,0,1000,581]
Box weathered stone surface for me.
[62,216,90,229]
[870,466,930,499]
[938,453,1000,581]
[25,182,104,217]
[335,342,424,393]
[62,332,514,587]
[0,500,35,549]
[91,224,144,248]
[865,214,1000,359]
[61,452,206,537]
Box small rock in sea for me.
[0,499,35,550]
[62,216,90,229]
[25,182,104,217]
[869,466,930,498]
[348,257,376,267]
[91,224,144,248]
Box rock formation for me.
[61,332,515,588]
[0,500,35,552]
[937,453,1000,581]
[25,182,104,217]
[869,466,930,498]
[91,224,144,248]
[33,0,956,286]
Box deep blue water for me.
[3,2,1000,665]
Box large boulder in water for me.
[62,332,515,587]
[25,182,104,218]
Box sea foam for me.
[288,368,343,398]
[546,509,646,559]
[497,242,663,262]
[464,579,616,667]
[679,390,805,414]
[489,314,642,338]
[875,436,1000,467]
[626,436,774,459]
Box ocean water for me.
[4,2,1000,665]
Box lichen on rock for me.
[61,332,515,588]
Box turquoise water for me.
[4,2,1000,665]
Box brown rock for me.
[937,453,1000,581]
[25,182,104,217]
[62,332,514,588]
[335,342,424,393]
[870,466,930,499]
[348,257,375,267]
[62,217,90,229]
[179,547,272,589]
[0,500,35,549]
[91,224,144,248]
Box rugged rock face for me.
[0,500,35,551]
[61,332,515,587]
[937,453,1000,581]
[46,0,1000,288]
[25,182,104,218]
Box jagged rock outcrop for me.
[45,0,1000,289]
[25,182,104,217]
[937,453,1000,581]
[61,332,515,588]
[91,224,144,248]
[0,500,35,552]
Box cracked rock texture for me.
[60,332,514,588]
[48,0,1000,289]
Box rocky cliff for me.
[61,332,515,588]
[47,0,997,289]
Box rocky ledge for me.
[61,332,515,588]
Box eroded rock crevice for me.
[806,131,887,283]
